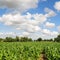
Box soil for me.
[38,53,47,60]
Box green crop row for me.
[0,42,60,60]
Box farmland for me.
[0,42,60,60]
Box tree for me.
[54,34,60,42]
[28,38,32,41]
[37,38,42,41]
[20,37,32,42]
[15,36,20,42]
[4,37,14,42]
[58,35,60,38]
[49,39,53,41]
[0,38,4,42]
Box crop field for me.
[0,42,60,60]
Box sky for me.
[0,0,60,39]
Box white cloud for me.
[45,8,56,17]
[42,29,58,37]
[22,32,30,37]
[33,14,47,23]
[0,29,58,39]
[0,13,47,33]
[54,1,60,11]
[26,25,41,32]
[42,29,51,35]
[0,7,57,39]
[52,31,58,36]
[45,22,55,28]
[0,0,39,12]
[0,32,16,38]
[21,29,58,39]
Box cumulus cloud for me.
[54,1,60,11]
[0,32,16,38]
[22,32,30,37]
[44,8,56,17]
[45,22,55,28]
[0,6,57,39]
[0,29,59,39]
[0,0,39,12]
[33,14,47,23]
[42,29,58,36]
[0,10,56,33]
[21,29,59,39]
[0,13,46,33]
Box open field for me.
[0,42,60,60]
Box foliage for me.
[54,34,60,42]
[0,42,60,60]
[4,37,15,42]
[0,38,4,42]
[36,38,42,41]
[1,36,33,42]
[20,37,32,42]
[0,34,60,42]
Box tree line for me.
[0,35,60,42]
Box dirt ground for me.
[38,54,47,60]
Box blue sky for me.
[0,0,60,39]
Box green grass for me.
[0,42,60,60]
